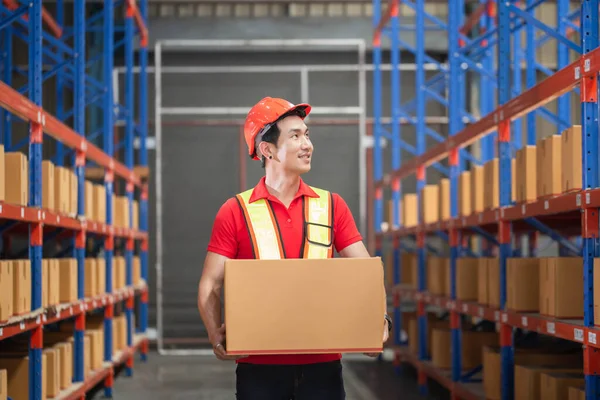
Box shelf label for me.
[589,332,597,345]
[20,208,24,218]
[577,194,582,207]
[575,66,581,79]
[462,304,468,313]
[93,301,97,308]
[478,307,484,317]
[547,322,555,334]
[544,201,549,210]
[574,328,584,342]
[585,58,591,72]
[587,192,591,205]
[20,322,25,330]
[69,307,73,315]
[502,313,508,323]
[521,205,526,215]
[521,316,528,327]
[478,213,483,223]
[0,328,3,337]
[495,311,500,321]
[495,211,499,221]
[501,209,505,218]
[103,297,107,305]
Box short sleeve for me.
[332,193,363,253]
[207,198,239,259]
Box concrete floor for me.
[94,351,451,400]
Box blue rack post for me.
[581,0,600,395]
[74,0,87,385]
[27,2,44,399]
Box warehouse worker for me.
[198,97,391,399]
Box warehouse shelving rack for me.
[0,1,150,399]
[372,0,600,399]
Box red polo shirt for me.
[207,176,363,365]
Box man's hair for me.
[253,108,307,169]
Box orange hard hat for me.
[244,97,311,160]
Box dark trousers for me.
[235,360,346,400]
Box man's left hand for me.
[364,320,390,358]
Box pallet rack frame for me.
[372,0,600,399]
[0,1,150,399]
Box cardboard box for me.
[516,145,537,202]
[224,257,385,355]
[542,135,562,197]
[402,194,418,227]
[12,260,30,314]
[113,256,125,290]
[561,125,582,193]
[484,158,517,209]
[477,258,496,305]
[487,258,500,308]
[459,171,471,216]
[439,179,450,221]
[507,257,540,312]
[42,160,55,210]
[133,256,141,286]
[421,185,439,224]
[514,365,581,400]
[133,200,139,229]
[5,152,28,206]
[85,258,98,298]
[54,166,70,214]
[43,348,60,398]
[427,256,448,296]
[0,369,5,400]
[455,257,478,301]
[70,170,78,216]
[471,165,484,213]
[96,257,106,295]
[54,342,72,390]
[540,257,583,318]
[540,372,585,400]
[568,386,586,400]
[93,184,106,223]
[0,262,13,321]
[85,180,94,220]
[408,314,449,356]
[59,258,78,303]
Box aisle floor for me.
[95,351,451,400]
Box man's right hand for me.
[211,323,246,361]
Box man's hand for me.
[211,323,246,361]
[364,319,390,358]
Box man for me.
[198,97,391,399]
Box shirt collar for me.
[248,176,319,203]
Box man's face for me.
[273,115,313,174]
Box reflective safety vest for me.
[236,186,333,259]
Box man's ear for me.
[258,141,273,160]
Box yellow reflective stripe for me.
[304,186,333,259]
[236,190,283,260]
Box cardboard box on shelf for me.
[515,145,537,202]
[507,257,540,312]
[224,257,385,355]
[561,125,582,193]
[5,152,28,206]
[0,262,13,321]
[439,178,450,221]
[42,160,55,210]
[539,257,583,318]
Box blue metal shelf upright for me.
[371,0,600,398]
[0,1,150,399]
